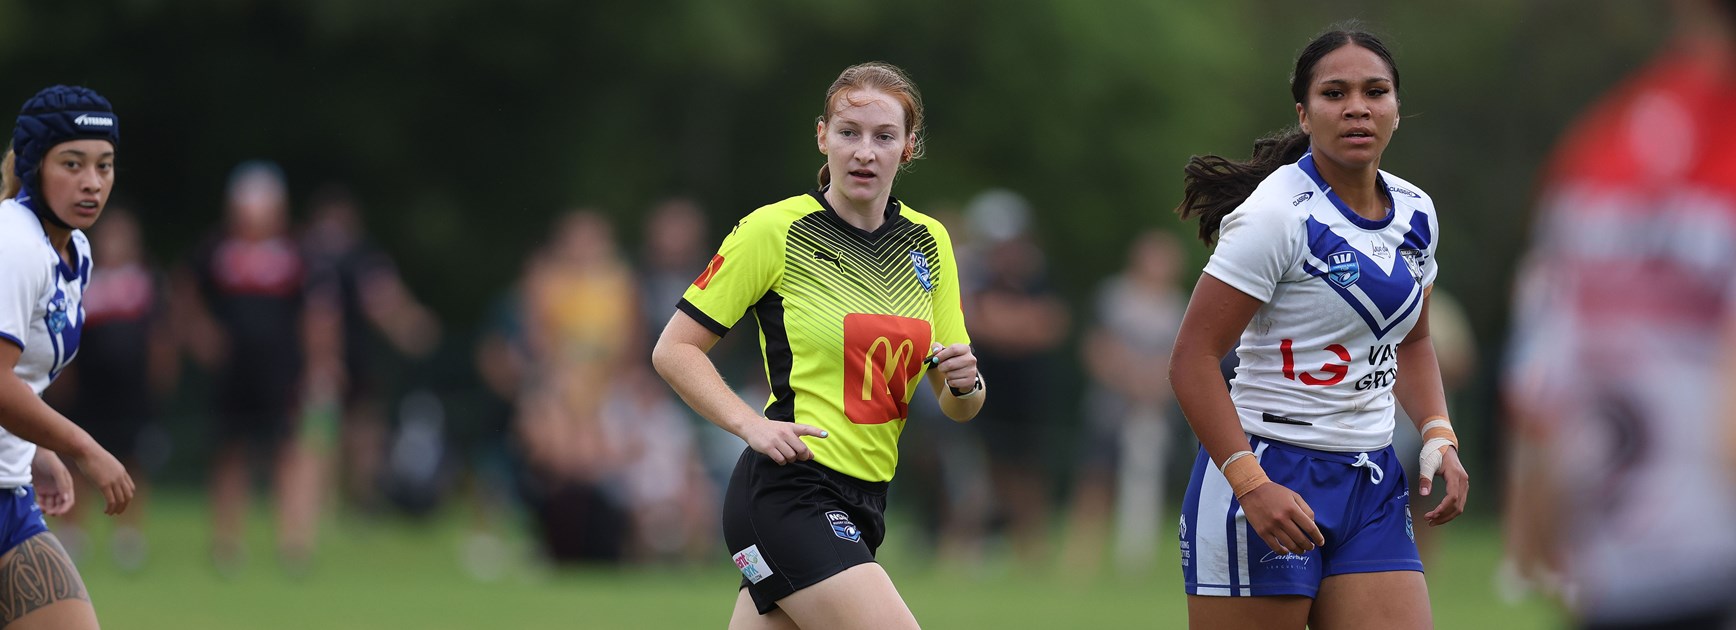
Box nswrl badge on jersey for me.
[1327,251,1361,288]
[909,250,933,291]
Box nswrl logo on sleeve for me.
[909,250,932,292]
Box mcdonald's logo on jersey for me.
[692,254,725,290]
[842,313,933,425]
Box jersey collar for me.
[808,189,905,241]
[1298,152,1395,231]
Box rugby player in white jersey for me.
[1170,25,1469,629]
[0,85,136,629]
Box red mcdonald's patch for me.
[693,254,725,289]
[842,313,933,425]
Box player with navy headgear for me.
[1169,25,1468,629]
[0,85,136,629]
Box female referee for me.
[1170,27,1469,629]
[0,85,137,629]
[653,62,982,630]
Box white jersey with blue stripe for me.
[1203,154,1439,452]
[0,199,90,486]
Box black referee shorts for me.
[722,446,888,615]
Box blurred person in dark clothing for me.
[1060,230,1186,576]
[46,206,173,572]
[961,188,1069,568]
[1505,2,1736,627]
[638,197,707,350]
[636,197,743,492]
[302,184,440,513]
[179,161,338,573]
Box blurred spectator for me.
[43,206,173,572]
[600,367,714,563]
[961,189,1070,568]
[301,183,441,514]
[1059,230,1185,576]
[637,197,707,351]
[892,206,995,570]
[635,197,740,492]
[516,210,637,564]
[177,161,338,573]
[1503,2,1736,626]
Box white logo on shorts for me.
[732,544,773,584]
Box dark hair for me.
[816,62,925,187]
[1176,26,1400,245]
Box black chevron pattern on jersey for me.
[782,210,942,332]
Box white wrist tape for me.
[1418,437,1457,481]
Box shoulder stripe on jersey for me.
[1298,153,1396,231]
[1401,209,1433,251]
[754,290,796,422]
[676,298,730,337]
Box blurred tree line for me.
[0,0,1672,483]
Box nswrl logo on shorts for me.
[826,510,861,543]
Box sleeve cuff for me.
[0,331,21,351]
[676,299,731,338]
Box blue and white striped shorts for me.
[1180,434,1422,598]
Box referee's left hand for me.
[1422,446,1469,526]
[928,342,978,392]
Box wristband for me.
[1221,450,1270,498]
[950,373,984,399]
[1420,417,1458,451]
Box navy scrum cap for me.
[10,85,118,228]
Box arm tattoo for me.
[0,533,89,624]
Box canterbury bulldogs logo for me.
[909,250,933,292]
[1388,185,1421,199]
[1398,248,1426,285]
[826,510,862,543]
[1326,251,1360,288]
[1292,191,1314,206]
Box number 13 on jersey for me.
[843,313,933,425]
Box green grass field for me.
[70,492,1564,629]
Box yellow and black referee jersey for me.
[678,190,970,483]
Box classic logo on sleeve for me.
[826,510,862,543]
[732,545,773,584]
[692,254,725,290]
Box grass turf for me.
[69,491,1563,629]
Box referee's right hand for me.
[740,418,829,465]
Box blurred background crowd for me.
[0,0,1716,627]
